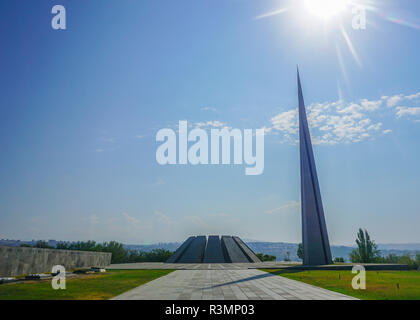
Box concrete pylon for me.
[298,68,333,265]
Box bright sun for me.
[304,0,350,20]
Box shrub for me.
[297,243,304,260]
[256,253,276,262]
[55,240,172,264]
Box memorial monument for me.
[298,68,333,265]
[166,70,333,265]
[166,235,261,263]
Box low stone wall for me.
[0,246,112,276]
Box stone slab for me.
[166,236,195,263]
[233,236,261,263]
[222,236,249,263]
[108,262,410,271]
[203,236,225,263]
[177,236,206,263]
[0,246,112,277]
[112,269,357,300]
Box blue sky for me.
[0,0,419,245]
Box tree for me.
[54,240,173,263]
[383,253,399,263]
[334,257,344,263]
[397,253,419,270]
[127,249,173,263]
[56,240,101,251]
[101,241,128,264]
[297,243,304,260]
[35,240,54,249]
[256,253,276,262]
[349,228,381,263]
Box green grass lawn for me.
[0,269,173,300]
[261,269,420,300]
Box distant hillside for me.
[245,242,355,262]
[246,242,300,261]
[247,242,420,262]
[124,242,181,252]
[378,243,420,251]
[1,239,419,262]
[126,241,420,262]
[0,239,63,248]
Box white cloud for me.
[367,123,382,131]
[270,109,298,136]
[178,213,242,237]
[154,211,175,225]
[94,134,118,153]
[267,92,420,145]
[193,120,232,130]
[360,99,382,112]
[201,107,217,112]
[383,92,420,108]
[182,215,208,227]
[123,213,141,225]
[151,178,165,186]
[405,92,420,100]
[266,201,300,215]
[395,106,420,118]
[385,94,403,107]
[85,214,99,225]
[194,120,225,128]
[269,99,385,145]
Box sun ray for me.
[254,0,419,93]
[254,8,288,20]
[374,11,420,30]
[340,24,362,67]
[337,80,344,102]
[361,2,420,30]
[335,44,350,87]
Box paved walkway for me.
[109,262,298,270]
[108,262,408,271]
[112,269,357,300]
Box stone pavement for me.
[109,262,289,270]
[112,269,357,300]
[108,261,409,271]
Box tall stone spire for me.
[298,68,332,265]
